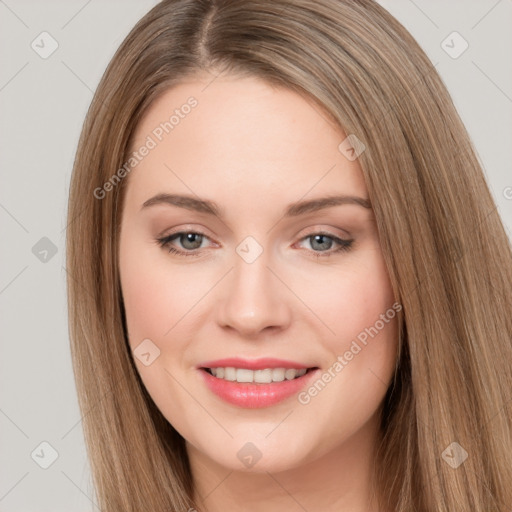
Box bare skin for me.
[119,72,398,512]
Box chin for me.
[197,436,318,474]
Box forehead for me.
[124,74,367,210]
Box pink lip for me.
[197,357,312,370]
[197,365,320,409]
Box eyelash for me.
[155,231,354,259]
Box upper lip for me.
[198,357,315,371]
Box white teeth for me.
[236,369,254,382]
[285,369,297,380]
[255,369,273,383]
[271,368,285,382]
[207,367,309,383]
[224,367,236,381]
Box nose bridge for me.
[215,242,290,335]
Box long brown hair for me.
[66,0,512,510]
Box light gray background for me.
[1,1,511,511]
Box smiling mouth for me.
[201,366,318,384]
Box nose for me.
[215,250,292,337]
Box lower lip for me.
[198,368,319,408]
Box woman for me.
[66,0,512,510]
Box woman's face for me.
[119,73,399,474]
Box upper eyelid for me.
[160,221,352,239]
[161,229,216,246]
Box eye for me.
[155,231,212,257]
[296,232,354,258]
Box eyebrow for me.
[141,193,371,218]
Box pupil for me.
[182,233,202,249]
[312,234,332,251]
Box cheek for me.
[294,253,398,451]
[294,247,396,351]
[119,232,210,347]
[324,250,398,409]
[119,239,196,405]
[294,246,399,418]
